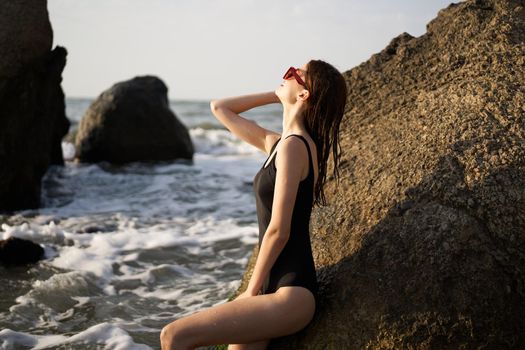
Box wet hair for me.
[303,59,347,207]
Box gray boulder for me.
[238,0,525,348]
[0,0,70,212]
[75,76,194,164]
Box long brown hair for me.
[303,59,347,206]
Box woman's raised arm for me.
[210,92,281,154]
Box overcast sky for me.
[48,0,454,100]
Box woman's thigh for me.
[161,286,315,348]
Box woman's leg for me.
[227,339,270,350]
[160,286,315,350]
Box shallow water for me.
[0,98,282,349]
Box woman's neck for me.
[282,103,306,136]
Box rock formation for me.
[0,237,45,266]
[0,0,70,212]
[239,0,525,348]
[75,76,194,164]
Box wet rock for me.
[239,0,525,348]
[75,76,194,164]
[0,0,70,212]
[77,223,117,234]
[0,237,44,266]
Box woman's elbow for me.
[210,100,223,118]
[268,228,289,246]
[210,98,227,111]
[210,99,218,112]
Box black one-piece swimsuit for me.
[253,134,318,300]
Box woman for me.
[160,59,347,350]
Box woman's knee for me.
[160,320,192,350]
[160,324,176,350]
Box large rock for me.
[75,76,194,164]
[0,237,45,266]
[0,0,52,79]
[239,0,525,348]
[0,0,70,212]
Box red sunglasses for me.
[283,66,307,88]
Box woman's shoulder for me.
[283,134,315,155]
[277,134,311,167]
[280,133,318,183]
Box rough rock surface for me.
[0,237,44,266]
[238,0,525,348]
[0,0,53,79]
[75,76,194,164]
[0,0,70,212]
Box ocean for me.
[0,97,283,349]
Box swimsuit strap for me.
[272,137,281,153]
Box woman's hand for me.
[235,289,259,301]
[234,291,250,300]
[210,91,281,154]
